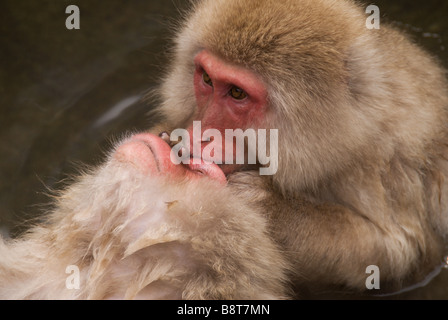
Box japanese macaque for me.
[1,0,448,299]
[0,133,290,299]
[151,0,448,295]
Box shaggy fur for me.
[0,156,290,299]
[154,0,448,293]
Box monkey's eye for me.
[229,86,247,100]
[202,71,213,87]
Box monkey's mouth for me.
[181,155,227,184]
[157,131,257,178]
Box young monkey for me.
[0,133,290,299]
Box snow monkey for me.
[1,0,448,299]
[152,0,448,294]
[0,133,290,299]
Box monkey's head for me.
[158,0,446,194]
[114,133,226,184]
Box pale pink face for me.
[188,49,269,174]
[114,133,226,184]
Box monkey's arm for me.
[228,171,444,295]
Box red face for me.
[114,51,269,182]
[188,49,269,174]
[114,133,226,184]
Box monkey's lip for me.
[189,154,247,177]
[181,156,227,184]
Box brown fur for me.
[153,0,448,294]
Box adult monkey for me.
[151,0,448,295]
